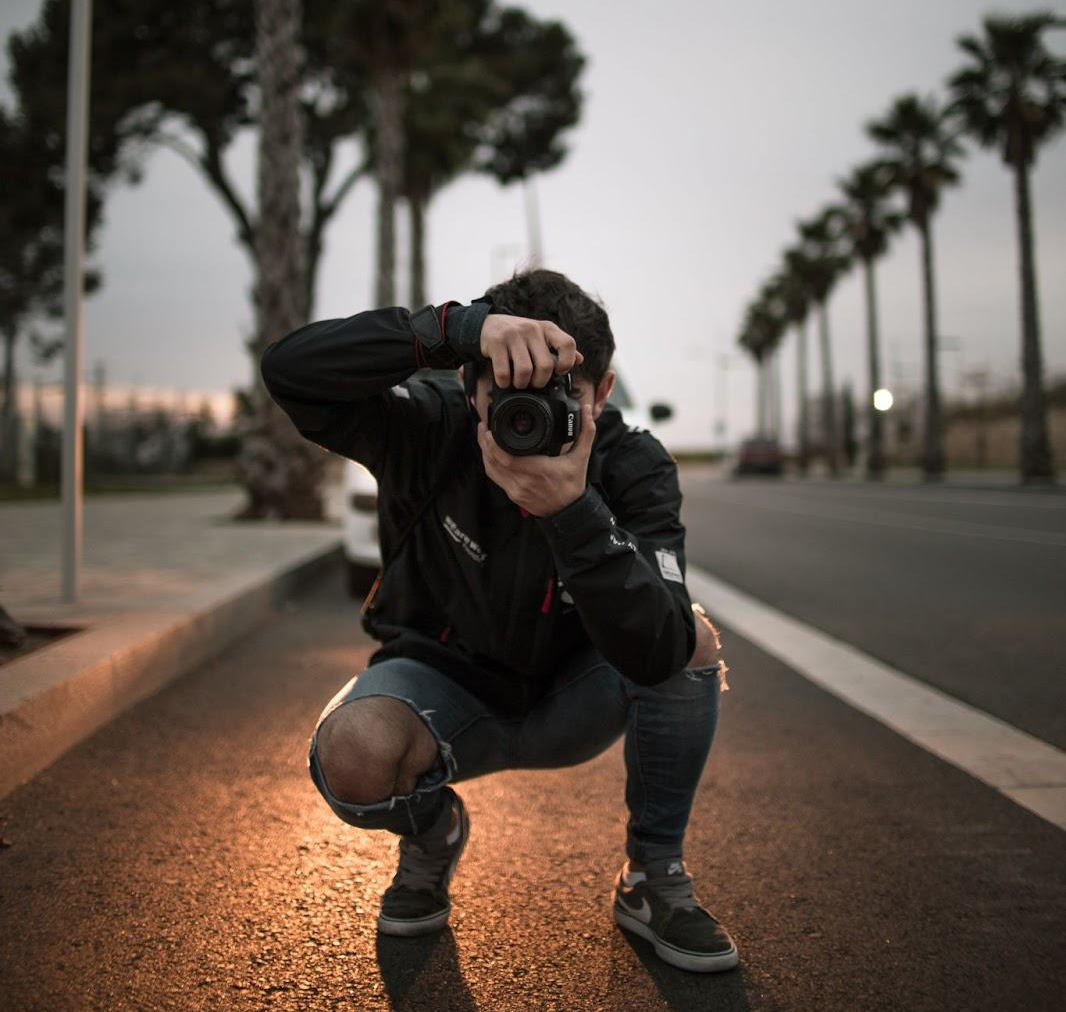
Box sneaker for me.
[377,789,469,936]
[613,858,739,972]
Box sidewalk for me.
[0,486,344,798]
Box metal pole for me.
[523,178,544,268]
[61,0,92,603]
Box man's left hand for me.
[478,404,596,517]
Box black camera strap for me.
[360,436,464,623]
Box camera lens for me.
[510,410,535,437]
[491,393,553,455]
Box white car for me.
[342,370,673,596]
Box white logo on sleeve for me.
[655,549,684,584]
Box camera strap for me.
[360,436,464,623]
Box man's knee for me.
[313,695,439,806]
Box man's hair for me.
[483,268,615,386]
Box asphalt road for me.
[2,560,1064,1012]
[680,474,1066,750]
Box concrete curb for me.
[0,540,342,801]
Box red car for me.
[733,437,784,476]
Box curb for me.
[0,540,342,801]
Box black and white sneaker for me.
[377,788,469,936]
[613,858,739,972]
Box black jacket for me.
[260,301,696,715]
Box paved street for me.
[680,474,1066,750]
[2,494,1064,1010]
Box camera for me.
[488,373,582,456]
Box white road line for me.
[683,491,1066,547]
[687,565,1066,833]
[792,488,1066,511]
[763,481,1066,511]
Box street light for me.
[873,388,894,412]
[61,0,93,602]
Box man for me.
[260,268,738,973]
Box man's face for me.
[469,366,616,455]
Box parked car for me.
[342,368,673,596]
[733,436,784,476]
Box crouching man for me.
[260,268,738,973]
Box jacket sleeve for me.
[259,301,490,476]
[535,439,696,686]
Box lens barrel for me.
[491,393,555,455]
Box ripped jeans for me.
[307,648,722,865]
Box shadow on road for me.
[619,932,754,1012]
[376,929,478,1011]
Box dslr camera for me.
[488,372,582,457]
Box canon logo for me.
[567,413,575,437]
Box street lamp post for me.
[523,178,544,268]
[61,0,93,603]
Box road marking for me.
[757,482,1066,511]
[683,490,1066,547]
[687,565,1066,832]
[819,489,1066,511]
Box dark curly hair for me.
[483,268,615,386]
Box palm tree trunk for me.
[862,255,886,479]
[917,218,945,480]
[373,65,405,308]
[1,328,16,482]
[239,0,325,520]
[755,357,766,436]
[409,192,426,308]
[1013,161,1054,482]
[817,299,838,475]
[796,317,809,474]
[765,351,777,438]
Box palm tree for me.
[795,211,851,475]
[738,296,787,438]
[834,162,904,478]
[868,94,964,481]
[756,279,787,439]
[243,0,327,519]
[948,13,1064,483]
[775,255,814,474]
[400,10,585,306]
[350,1,477,308]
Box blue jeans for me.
[307,648,722,864]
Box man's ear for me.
[592,370,615,420]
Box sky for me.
[3,0,1065,450]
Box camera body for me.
[488,373,582,456]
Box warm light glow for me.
[873,388,894,412]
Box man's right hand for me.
[480,314,584,389]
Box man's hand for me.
[481,314,584,389]
[478,404,596,516]
[687,613,723,668]
[687,603,726,675]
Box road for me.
[1,479,1065,1011]
[681,474,1066,749]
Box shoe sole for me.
[613,903,739,973]
[377,798,471,937]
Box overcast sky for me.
[3,0,1065,449]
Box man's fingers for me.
[528,337,556,389]
[687,617,721,668]
[478,422,517,468]
[508,339,534,389]
[542,323,582,374]
[489,347,511,388]
[575,403,596,455]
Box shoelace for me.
[391,837,457,894]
